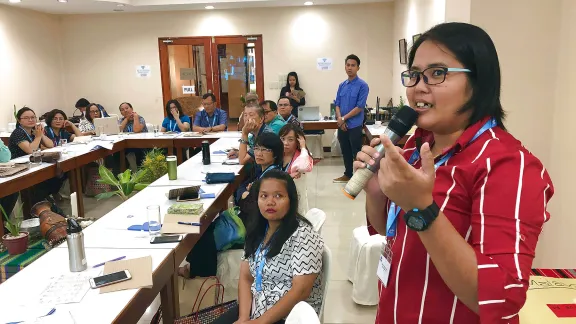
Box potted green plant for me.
[141,148,168,183]
[95,165,150,201]
[1,203,28,255]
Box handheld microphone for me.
[342,106,419,199]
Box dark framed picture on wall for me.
[412,34,422,43]
[399,39,407,64]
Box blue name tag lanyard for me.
[20,126,33,142]
[255,224,279,292]
[385,118,497,237]
[204,111,217,128]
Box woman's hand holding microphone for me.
[354,135,435,211]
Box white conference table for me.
[0,134,246,323]
[0,247,173,324]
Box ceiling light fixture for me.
[205,5,215,10]
[117,3,125,6]
[304,1,314,5]
[8,0,22,3]
[57,0,68,3]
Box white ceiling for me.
[3,0,391,14]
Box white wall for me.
[391,0,446,103]
[538,0,575,268]
[469,0,568,267]
[0,5,65,127]
[59,3,394,132]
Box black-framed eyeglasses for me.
[401,67,471,87]
[254,146,273,153]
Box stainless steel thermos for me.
[66,218,87,272]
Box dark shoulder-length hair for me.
[409,22,506,130]
[285,72,302,90]
[278,123,308,152]
[255,132,284,167]
[244,169,311,259]
[45,109,68,128]
[15,107,36,126]
[86,103,101,124]
[165,100,184,120]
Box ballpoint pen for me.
[178,221,202,226]
[92,256,127,268]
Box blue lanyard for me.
[204,111,217,128]
[170,120,177,132]
[385,118,497,237]
[20,126,33,142]
[47,127,59,146]
[255,224,278,292]
[259,165,278,179]
[126,119,133,132]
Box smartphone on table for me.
[150,234,184,244]
[89,270,132,289]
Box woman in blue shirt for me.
[161,100,190,133]
[44,109,82,146]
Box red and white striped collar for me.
[413,116,496,155]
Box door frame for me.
[211,35,264,110]
[158,37,214,116]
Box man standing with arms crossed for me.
[333,54,369,183]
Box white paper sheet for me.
[38,272,92,305]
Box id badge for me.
[377,242,392,287]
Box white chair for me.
[216,249,244,302]
[348,226,386,305]
[305,134,324,159]
[304,208,326,234]
[294,173,309,215]
[319,245,331,322]
[286,301,320,324]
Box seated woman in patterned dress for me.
[212,169,324,324]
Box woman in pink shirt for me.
[279,124,313,179]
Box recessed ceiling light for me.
[304,1,314,5]
[117,3,125,6]
[57,0,68,3]
[8,0,22,3]
[205,5,215,10]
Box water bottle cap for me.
[67,218,82,234]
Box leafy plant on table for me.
[141,148,168,183]
[95,165,150,201]
[0,199,23,237]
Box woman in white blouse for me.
[213,170,324,324]
[78,103,102,135]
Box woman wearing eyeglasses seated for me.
[9,107,54,159]
[8,107,63,205]
[161,99,190,133]
[44,109,82,146]
[238,132,284,203]
[212,169,324,324]
[79,103,102,135]
[278,124,312,179]
[356,23,553,323]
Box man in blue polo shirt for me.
[193,93,228,132]
[333,54,369,183]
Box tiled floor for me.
[76,156,377,324]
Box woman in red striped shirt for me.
[355,22,554,323]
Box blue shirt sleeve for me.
[181,115,191,125]
[218,110,228,126]
[161,117,170,130]
[356,82,369,109]
[0,141,11,163]
[193,111,203,126]
[335,83,343,107]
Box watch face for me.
[407,215,426,231]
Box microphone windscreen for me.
[387,105,419,137]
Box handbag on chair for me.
[152,276,238,324]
